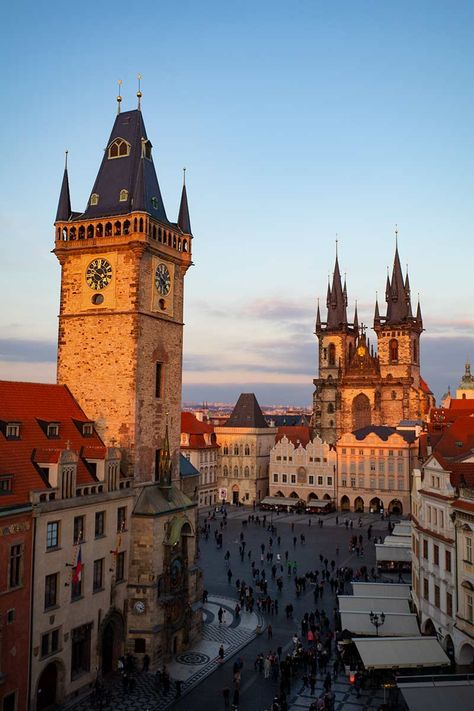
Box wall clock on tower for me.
[155,263,171,295]
[86,258,112,290]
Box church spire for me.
[374,293,381,325]
[353,302,359,333]
[177,168,192,234]
[315,298,321,332]
[326,251,348,330]
[385,240,413,324]
[55,151,72,222]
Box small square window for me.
[6,609,14,624]
[82,422,94,437]
[47,423,60,438]
[5,423,20,439]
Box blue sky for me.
[1,1,473,406]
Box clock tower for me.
[54,98,201,663]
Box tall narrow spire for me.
[416,296,423,326]
[374,292,380,325]
[315,298,321,332]
[353,301,359,333]
[55,151,72,222]
[385,240,413,324]
[326,250,348,330]
[136,73,142,110]
[177,168,192,234]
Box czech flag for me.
[72,545,83,584]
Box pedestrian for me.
[219,644,225,663]
[223,686,230,708]
[142,653,150,672]
[227,568,233,583]
[218,607,224,624]
[268,623,273,639]
[232,687,240,710]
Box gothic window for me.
[413,339,418,364]
[327,403,335,414]
[328,343,336,366]
[223,466,229,476]
[223,446,228,455]
[90,193,99,206]
[233,445,239,456]
[244,445,250,456]
[352,393,371,431]
[389,338,398,363]
[105,222,112,237]
[119,189,128,202]
[244,466,250,478]
[108,138,130,159]
[233,466,239,478]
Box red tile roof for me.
[420,377,433,394]
[449,399,474,410]
[432,414,474,459]
[181,412,218,450]
[276,426,312,448]
[0,381,106,506]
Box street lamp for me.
[369,611,386,636]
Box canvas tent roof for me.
[338,595,410,614]
[376,544,412,563]
[352,582,411,598]
[340,611,420,636]
[260,496,302,506]
[306,500,333,508]
[392,522,412,536]
[353,636,450,670]
[398,676,474,711]
[383,535,411,546]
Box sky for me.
[1,1,473,407]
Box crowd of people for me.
[198,508,387,710]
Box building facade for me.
[452,487,474,669]
[269,432,336,503]
[180,412,219,508]
[312,244,433,444]
[337,426,419,515]
[215,394,277,505]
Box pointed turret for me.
[374,295,381,325]
[56,159,72,222]
[177,172,192,234]
[81,109,168,221]
[326,255,348,330]
[315,299,321,332]
[416,298,423,327]
[353,302,359,334]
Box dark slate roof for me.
[56,168,71,221]
[326,255,348,330]
[180,453,200,478]
[266,414,310,427]
[385,247,412,325]
[133,483,194,516]
[80,110,169,222]
[177,184,192,234]
[224,393,268,428]
[352,425,416,443]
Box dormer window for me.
[151,197,159,210]
[142,139,152,159]
[47,423,60,439]
[82,422,94,437]
[119,189,128,202]
[0,475,13,493]
[108,138,130,159]
[90,193,99,206]
[6,423,20,440]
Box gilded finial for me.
[137,73,142,110]
[183,167,186,186]
[395,223,399,248]
[65,149,68,170]
[335,234,338,258]
[117,79,123,114]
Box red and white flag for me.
[72,545,83,584]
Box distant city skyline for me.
[1,1,473,405]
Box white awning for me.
[398,677,474,710]
[260,496,302,506]
[383,535,411,546]
[338,595,410,613]
[352,582,411,598]
[306,500,333,508]
[353,636,450,670]
[340,611,420,636]
[376,544,412,563]
[392,523,412,536]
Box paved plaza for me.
[69,507,400,711]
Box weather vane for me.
[117,79,123,114]
[137,73,142,110]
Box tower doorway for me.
[101,612,124,675]
[232,485,239,505]
[352,393,371,430]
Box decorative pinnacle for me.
[395,223,398,248]
[335,235,338,258]
[137,73,142,110]
[183,167,186,186]
[64,149,69,170]
[117,79,123,114]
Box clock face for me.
[155,263,171,295]
[86,258,113,290]
[133,600,145,614]
[357,346,366,357]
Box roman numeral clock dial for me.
[155,263,171,295]
[86,258,113,290]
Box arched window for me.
[78,226,85,240]
[87,224,94,239]
[123,220,130,235]
[244,445,250,456]
[96,223,103,237]
[108,138,131,159]
[90,193,99,206]
[139,218,144,233]
[327,403,335,414]
[223,465,228,476]
[233,466,239,478]
[119,189,128,202]
[152,225,157,240]
[233,445,239,456]
[183,239,188,252]
[114,221,121,236]
[328,343,336,366]
[244,466,250,478]
[223,446,228,455]
[352,393,371,430]
[173,235,177,249]
[389,338,398,363]
[413,339,418,364]
[133,218,138,232]
[69,227,76,240]
[158,227,162,242]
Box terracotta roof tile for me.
[276,426,311,447]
